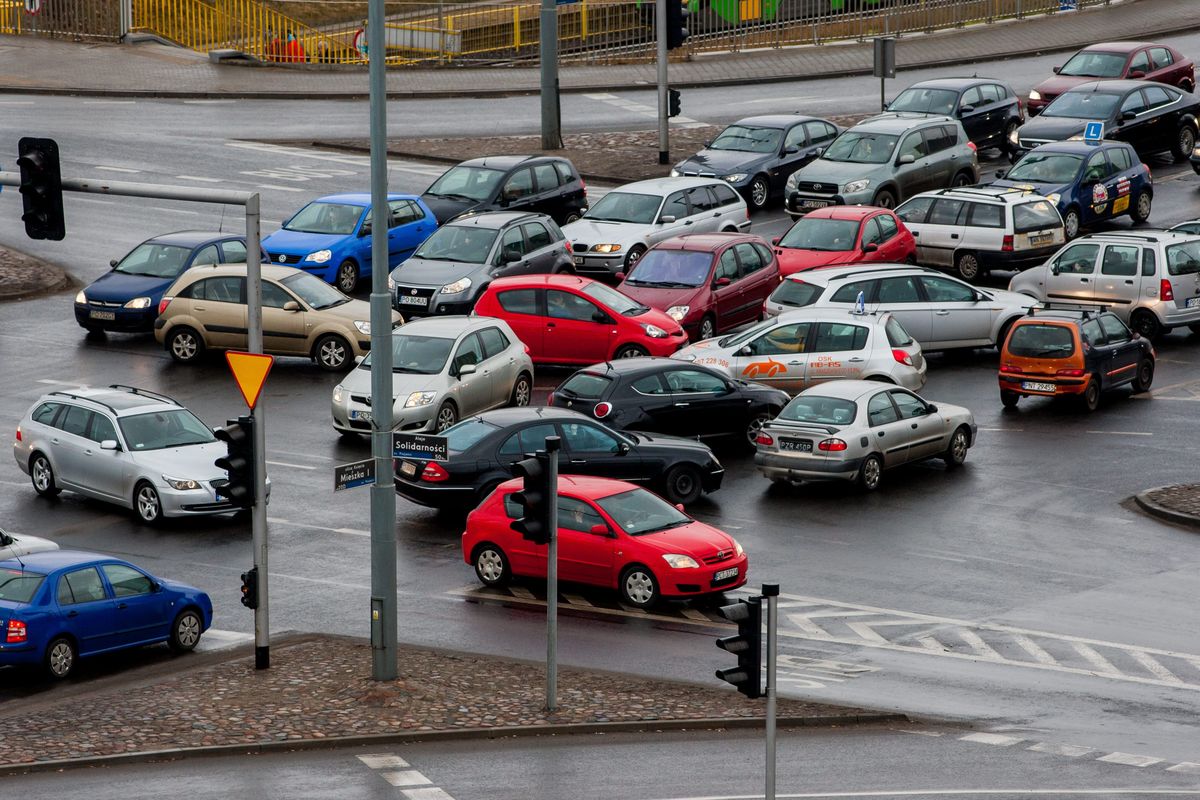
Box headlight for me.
[733,539,744,557]
[1046,193,1061,205]
[666,305,690,321]
[441,277,473,294]
[843,179,870,194]
[662,554,699,569]
[387,276,395,292]
[354,320,371,335]
[405,391,438,408]
[785,172,799,192]
[591,243,622,253]
[74,290,87,304]
[162,476,200,491]
[723,173,748,183]
[1028,90,1041,101]
[124,296,152,309]
[642,323,668,338]
[305,249,333,264]
[670,168,682,177]
[332,384,344,403]
[1009,127,1020,144]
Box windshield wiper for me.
[641,519,692,534]
[628,280,691,288]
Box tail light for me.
[593,401,612,419]
[1056,368,1085,377]
[1161,279,1174,301]
[14,426,21,442]
[420,462,449,482]
[524,343,531,355]
[755,432,774,446]
[817,438,848,452]
[1142,163,1151,181]
[1001,235,1014,252]
[6,619,27,643]
[157,297,173,316]
[892,348,914,366]
[966,141,978,152]
[547,391,557,405]
[1000,364,1023,374]
[581,177,588,198]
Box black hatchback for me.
[393,407,725,509]
[549,358,790,449]
[421,156,588,226]
[887,77,1024,155]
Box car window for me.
[102,564,154,597]
[885,316,913,346]
[715,249,740,281]
[192,244,220,266]
[771,279,822,308]
[734,242,765,275]
[1053,243,1100,274]
[1150,47,1174,71]
[925,125,957,154]
[1006,323,1076,358]
[1013,201,1061,233]
[895,196,933,225]
[746,322,810,355]
[631,374,668,395]
[31,402,61,426]
[711,183,741,206]
[779,395,857,425]
[1101,245,1139,277]
[389,199,424,226]
[876,213,899,240]
[557,496,607,533]
[118,409,216,451]
[1128,49,1151,75]
[861,217,883,246]
[890,390,928,419]
[547,290,602,322]
[967,202,1004,228]
[830,279,876,303]
[198,276,244,303]
[59,567,107,605]
[1108,147,1133,172]
[555,161,578,185]
[522,222,553,251]
[687,186,718,213]
[501,167,535,200]
[1165,241,1200,275]
[812,322,869,352]
[897,131,927,160]
[1081,318,1106,345]
[498,422,559,457]
[867,392,900,426]
[262,282,294,309]
[752,242,774,266]
[452,332,485,372]
[665,369,727,393]
[1142,248,1157,277]
[928,198,965,226]
[478,326,511,359]
[220,240,248,263]
[983,84,1006,103]
[60,405,92,438]
[920,275,976,302]
[558,372,612,399]
[960,86,984,109]
[500,226,527,262]
[561,422,621,454]
[497,288,539,316]
[783,124,807,150]
[662,191,690,220]
[876,276,922,303]
[1142,85,1173,109]
[804,121,838,144]
[1099,314,1132,344]
[1120,90,1148,116]
[533,163,560,191]
[89,413,119,444]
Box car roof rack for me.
[1030,302,1109,318]
[47,390,119,414]
[932,186,1031,199]
[107,384,180,405]
[1080,232,1164,243]
[824,265,940,281]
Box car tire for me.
[746,411,772,449]
[619,564,661,609]
[1132,358,1155,393]
[951,170,974,188]
[44,636,76,680]
[663,464,703,505]
[955,251,981,282]
[1001,390,1020,409]
[1189,323,1200,335]
[434,401,458,432]
[29,452,61,498]
[509,372,533,407]
[134,481,164,526]
[1002,120,1021,156]
[314,334,351,371]
[167,326,205,364]
[1062,207,1081,240]
[624,245,647,271]
[943,426,970,468]
[1131,309,1162,341]
[335,259,359,294]
[748,175,770,211]
[614,343,649,359]
[84,327,107,341]
[698,315,716,340]
[563,211,582,224]
[1174,124,1196,164]
[472,543,511,588]
[1130,190,1152,223]
[1082,376,1101,412]
[856,454,883,492]
[871,189,897,209]
[168,608,203,653]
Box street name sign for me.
[334,458,376,491]
[392,432,449,462]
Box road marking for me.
[734,95,818,105]
[401,789,456,800]
[266,459,317,470]
[1027,742,1093,757]
[182,99,237,104]
[1085,430,1153,436]
[95,165,140,172]
[334,527,370,536]
[1012,635,1057,666]
[899,729,944,737]
[68,196,113,205]
[1129,650,1184,684]
[266,517,369,537]
[176,175,224,183]
[273,449,334,461]
[382,770,433,787]
[84,100,136,105]
[1096,752,1164,767]
[646,789,1200,799]
[357,754,409,769]
[510,586,536,600]
[150,206,200,216]
[1071,642,1120,675]
[960,732,1025,747]
[564,593,594,607]
[36,378,84,385]
[956,630,1003,661]
[197,628,254,650]
[0,100,35,105]
[256,184,305,192]
[1167,763,1200,774]
[979,427,1023,432]
[0,479,26,488]
[906,551,967,563]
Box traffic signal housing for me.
[666,0,690,50]
[716,596,762,698]
[17,137,65,241]
[240,567,259,609]
[509,453,551,545]
[214,416,256,510]
[668,89,682,118]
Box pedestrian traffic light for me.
[715,596,762,698]
[666,0,690,50]
[668,89,682,118]
[240,566,258,609]
[16,136,65,241]
[214,416,256,510]
[509,453,551,545]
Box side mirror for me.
[99,439,119,451]
[359,224,372,237]
[591,310,610,324]
[615,271,626,282]
[1129,69,1146,79]
[959,105,975,115]
[925,403,938,414]
[589,524,611,537]
[659,215,677,225]
[1050,264,1061,276]
[783,146,799,155]
[897,154,916,166]
[283,300,301,312]
[771,237,781,246]
[152,581,163,593]
[502,250,522,264]
[702,140,712,148]
[458,363,477,377]
[995,169,1007,179]
[109,258,118,268]
[674,503,685,512]
[1121,110,1137,121]
[355,355,366,365]
[736,345,752,357]
[814,147,826,157]
[617,441,631,455]
[1052,66,1061,74]
[714,276,732,287]
[862,242,879,253]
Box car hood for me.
[777,248,860,270]
[794,158,879,187]
[619,283,705,311]
[981,287,1040,310]
[133,441,228,482]
[1017,115,1090,142]
[626,520,740,560]
[675,149,766,176]
[627,429,717,458]
[420,195,484,225]
[930,400,974,428]
[563,219,649,246]
[1032,75,1096,100]
[390,256,484,287]
[340,365,448,397]
[315,297,380,324]
[84,270,178,302]
[262,227,351,256]
[990,177,1072,199]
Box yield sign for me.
[225,351,274,410]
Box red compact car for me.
[772,206,915,277]
[462,475,748,608]
[617,233,780,341]
[1029,42,1195,115]
[473,274,686,364]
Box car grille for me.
[572,243,589,253]
[703,549,735,565]
[86,299,124,308]
[351,394,370,405]
[1018,138,1051,150]
[678,168,718,177]
[794,181,837,194]
[268,252,304,265]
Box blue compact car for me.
[263,193,436,294]
[0,551,213,679]
[75,231,260,337]
[991,140,1153,240]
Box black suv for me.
[887,77,1025,155]
[421,155,588,226]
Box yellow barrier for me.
[0,1,21,36]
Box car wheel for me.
[134,481,163,525]
[473,543,510,588]
[1130,190,1152,223]
[944,426,970,468]
[335,259,359,294]
[856,454,883,492]
[314,334,351,371]
[1190,323,1200,335]
[563,212,582,224]
[664,464,703,505]
[509,372,532,407]
[614,343,649,359]
[29,453,61,498]
[698,315,716,340]
[746,411,772,449]
[1131,310,1162,340]
[168,609,203,653]
[1181,79,1196,94]
[871,189,896,209]
[955,251,981,282]
[45,637,76,680]
[748,175,770,211]
[1003,120,1020,156]
[1062,207,1081,240]
[167,326,205,364]
[1001,390,1020,409]
[1082,376,1101,412]
[951,170,974,188]
[624,245,647,271]
[435,401,458,432]
[1132,358,1155,393]
[1174,125,1196,164]
[84,327,107,341]
[619,564,660,609]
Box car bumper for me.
[1161,304,1200,328]
[74,303,158,332]
[702,466,725,494]
[661,554,749,597]
[998,374,1088,397]
[978,246,1059,272]
[754,451,864,482]
[643,332,689,357]
[158,480,273,517]
[0,640,41,666]
[897,366,927,392]
[785,192,848,218]
[394,475,477,508]
[572,253,626,279]
[392,286,476,317]
[331,395,439,435]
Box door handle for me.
[950,234,959,240]
[546,322,556,328]
[848,357,865,362]
[878,431,886,437]
[787,360,802,365]
[194,305,207,311]
[1080,278,1090,283]
[912,231,920,237]
[674,402,690,407]
[935,310,950,316]
[684,221,693,226]
[911,423,919,429]
[1124,280,1133,285]
[117,602,128,609]
[51,438,60,444]
[712,213,720,218]
[66,610,78,618]
[570,459,586,464]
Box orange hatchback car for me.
[998,306,1155,411]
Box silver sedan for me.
[754,379,976,491]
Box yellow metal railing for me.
[0,1,21,36]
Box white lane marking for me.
[183,99,237,104]
[1012,634,1057,666]
[36,378,84,384]
[680,608,710,621]
[1167,763,1200,774]
[0,100,35,105]
[646,790,1200,799]
[960,732,1025,747]
[898,729,944,737]
[84,100,136,105]
[956,629,1003,661]
[257,184,305,192]
[401,789,456,800]
[197,628,254,647]
[150,206,200,216]
[266,517,368,537]
[357,754,409,769]
[1085,430,1153,436]
[510,586,536,600]
[266,459,317,470]
[0,479,27,488]
[978,427,1023,432]
[564,594,594,607]
[917,636,945,653]
[273,449,334,461]
[734,95,819,105]
[583,92,619,100]
[906,551,967,563]
[1071,642,1120,675]
[1129,650,1184,684]
[96,166,140,172]
[68,196,113,205]
[1096,752,1164,767]
[382,770,433,787]
[334,527,370,537]
[176,175,224,183]
[1027,742,1093,757]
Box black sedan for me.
[1014,80,1200,163]
[420,155,588,225]
[548,358,790,449]
[886,77,1024,155]
[393,407,725,509]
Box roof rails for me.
[933,186,1034,199]
[47,390,118,414]
[1030,302,1109,318]
[1078,232,1164,243]
[824,264,941,281]
[108,385,180,405]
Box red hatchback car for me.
[772,206,915,277]
[473,274,686,364]
[462,475,748,608]
[1029,41,1195,115]
[618,233,780,341]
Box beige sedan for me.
[155,263,401,371]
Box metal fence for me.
[0,0,120,39]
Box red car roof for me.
[496,474,639,498]
[488,273,597,290]
[652,232,762,252]
[802,205,885,221]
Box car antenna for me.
[218,203,226,233]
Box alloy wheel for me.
[436,405,457,431]
[48,640,73,678]
[746,414,769,446]
[513,378,531,407]
[750,178,769,209]
[951,430,968,462]
[319,338,348,369]
[137,485,160,522]
[172,332,197,360]
[861,458,881,490]
[32,458,51,491]
[176,613,201,648]
[477,550,504,583]
[699,318,716,340]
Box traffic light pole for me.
[655,0,670,165]
[544,436,561,711]
[539,0,562,150]
[763,583,779,800]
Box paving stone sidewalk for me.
[1135,484,1200,529]
[0,245,70,301]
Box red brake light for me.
[1000,364,1023,374]
[420,462,449,482]
[594,402,612,419]
[966,141,978,152]
[14,426,21,442]
[581,177,588,197]
[524,343,531,355]
[755,432,774,446]
[817,438,848,452]
[1160,279,1174,301]
[1142,163,1151,181]
[158,297,172,316]
[1001,234,1014,252]
[892,348,914,366]
[1056,368,1085,377]
[6,619,27,643]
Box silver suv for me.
[784,113,979,216]
[12,385,261,525]
[1009,230,1200,339]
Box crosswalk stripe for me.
[1027,742,1093,757]
[510,586,535,600]
[401,788,456,800]
[1013,634,1057,666]
[960,732,1025,747]
[382,770,433,787]
[1166,762,1200,774]
[1072,642,1121,675]
[357,754,409,769]
[957,629,1004,660]
[917,636,945,653]
[680,608,711,621]
[563,594,593,607]
[1130,651,1184,684]
[1096,752,1163,767]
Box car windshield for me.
[708,125,783,153]
[718,317,776,348]
[284,201,363,235]
[770,279,822,308]
[778,395,858,425]
[624,250,713,288]
[821,131,898,164]
[281,272,350,310]
[595,488,692,536]
[888,88,958,115]
[360,333,455,374]
[425,165,505,202]
[779,218,860,251]
[582,281,649,315]
[584,191,662,224]
[1007,323,1075,358]
[1040,91,1120,119]
[0,568,44,603]
[1059,50,1128,78]
[113,243,193,278]
[118,408,216,451]
[1165,242,1200,276]
[413,225,499,264]
[441,418,499,453]
[1006,153,1083,184]
[1170,222,1200,235]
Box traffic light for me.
[16,137,65,241]
[666,0,689,50]
[214,416,256,510]
[509,453,551,545]
[715,596,762,698]
[240,567,258,609]
[668,89,681,118]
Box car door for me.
[84,411,130,502]
[387,199,434,265]
[732,242,771,324]
[101,563,171,646]
[711,247,743,330]
[627,372,683,434]
[918,275,993,347]
[447,332,493,416]
[957,86,990,145]
[651,190,692,245]
[554,495,615,586]
[493,224,534,278]
[893,130,932,197]
[1126,47,1152,80]
[521,220,558,273]
[531,162,564,220]
[192,276,247,348]
[1097,313,1140,387]
[806,321,872,383]
[773,124,811,193]
[1095,243,1142,310]
[1148,46,1179,84]
[261,280,309,356]
[189,243,221,270]
[50,404,94,491]
[499,167,538,213]
[874,275,933,344]
[895,196,934,262]
[874,213,910,263]
[890,389,944,461]
[477,325,519,408]
[663,367,748,437]
[926,125,962,189]
[685,186,722,234]
[55,567,119,655]
[558,420,644,481]
[728,321,813,392]
[544,289,614,364]
[493,287,544,355]
[865,391,913,467]
[1046,242,1101,303]
[1116,90,1152,155]
[1140,85,1180,152]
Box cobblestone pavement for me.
[0,245,70,301]
[1135,484,1200,529]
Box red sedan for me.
[1029,41,1195,115]
[772,206,915,277]
[462,475,748,609]
[473,274,686,364]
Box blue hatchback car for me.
[0,551,213,679]
[75,231,261,337]
[991,140,1152,240]
[263,193,437,295]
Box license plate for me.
[780,438,813,452]
[714,567,738,582]
[399,295,428,306]
[400,461,417,477]
[1112,195,1130,214]
[89,310,115,321]
[574,256,584,265]
[1186,297,1200,308]
[1021,381,1056,392]
[1030,234,1053,246]
[800,199,832,209]
[350,410,372,423]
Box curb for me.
[0,712,907,775]
[0,249,73,303]
[1133,486,1200,530]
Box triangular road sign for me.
[225,351,274,409]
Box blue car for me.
[75,231,261,337]
[263,193,436,294]
[991,140,1153,240]
[0,551,213,679]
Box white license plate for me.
[780,439,812,452]
[1186,297,1200,308]
[1030,234,1053,246]
[89,310,116,320]
[1021,381,1056,392]
[400,461,417,477]
[350,410,372,423]
[714,567,738,581]
[801,199,832,209]
[574,256,584,265]
[399,295,428,306]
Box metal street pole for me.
[763,582,779,800]
[540,0,562,149]
[656,0,669,164]
[368,0,399,682]
[544,435,561,710]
